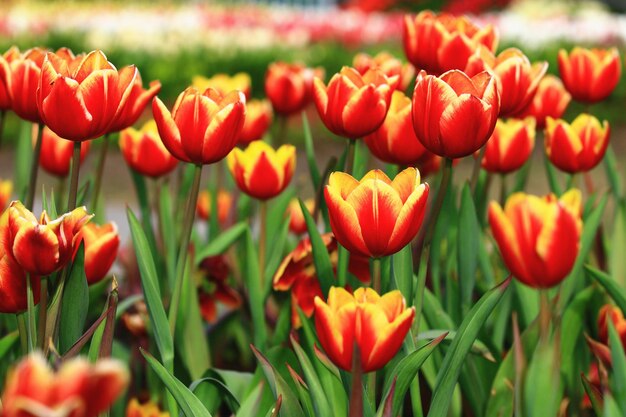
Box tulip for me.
[106,72,161,133]
[196,190,233,225]
[77,222,120,285]
[153,87,246,165]
[518,74,571,129]
[558,47,621,103]
[544,114,610,173]
[597,304,626,348]
[314,287,415,372]
[403,11,498,75]
[38,127,90,177]
[325,168,429,258]
[481,118,535,174]
[126,398,169,417]
[353,51,415,91]
[227,141,296,200]
[192,72,251,99]
[313,67,395,139]
[488,189,582,288]
[364,90,428,166]
[238,99,273,144]
[197,255,241,323]
[0,353,129,417]
[0,47,21,111]
[37,50,138,141]
[286,198,315,235]
[4,201,92,276]
[412,69,499,158]
[265,62,322,116]
[119,120,178,178]
[7,47,51,123]
[0,179,11,212]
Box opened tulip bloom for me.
[38,127,90,177]
[238,99,273,144]
[325,168,429,258]
[314,287,414,372]
[126,398,169,417]
[412,69,499,158]
[264,62,322,116]
[119,120,178,178]
[353,51,414,91]
[192,72,251,99]
[545,114,610,173]
[558,47,621,103]
[106,72,161,133]
[518,74,571,129]
[286,198,314,235]
[488,189,582,288]
[196,190,233,225]
[153,87,246,165]
[77,222,120,285]
[313,67,395,139]
[481,118,535,174]
[227,141,296,200]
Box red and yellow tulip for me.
[264,62,322,116]
[0,180,12,212]
[126,399,169,417]
[558,47,621,103]
[238,99,273,144]
[518,74,571,129]
[597,304,626,349]
[119,120,179,178]
[77,222,120,285]
[196,190,233,225]
[353,51,414,91]
[286,198,315,235]
[197,255,241,324]
[106,71,161,133]
[0,47,19,110]
[481,118,535,174]
[38,127,91,177]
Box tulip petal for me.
[202,100,245,164]
[324,186,369,256]
[314,296,356,371]
[12,224,60,275]
[387,184,429,254]
[440,95,493,158]
[152,97,189,163]
[40,77,93,141]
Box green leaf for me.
[59,244,89,353]
[609,202,626,288]
[298,198,334,296]
[302,112,321,190]
[608,320,626,413]
[264,217,291,294]
[512,159,531,193]
[524,339,562,417]
[604,145,623,200]
[0,331,18,359]
[586,265,626,314]
[159,182,178,292]
[352,140,369,179]
[236,382,266,417]
[196,222,247,262]
[15,121,33,200]
[457,183,479,315]
[582,373,604,415]
[391,245,413,305]
[604,394,621,417]
[190,372,241,413]
[290,336,333,417]
[543,156,563,196]
[244,227,268,349]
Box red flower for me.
[598,304,626,348]
[238,99,273,144]
[481,118,535,174]
[265,62,323,116]
[518,74,571,129]
[558,47,621,103]
[197,255,241,323]
[353,51,415,91]
[119,120,178,178]
[77,222,120,285]
[286,198,315,235]
[0,180,12,212]
[39,127,90,177]
[192,73,251,100]
[0,46,21,111]
[106,72,161,133]
[195,190,233,225]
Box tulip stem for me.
[25,123,44,210]
[67,141,82,211]
[372,258,381,294]
[470,145,486,194]
[345,139,356,175]
[92,134,110,213]
[25,274,36,352]
[349,344,364,417]
[169,164,202,338]
[259,201,267,289]
[37,276,48,351]
[16,314,28,354]
[539,290,551,341]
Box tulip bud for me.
[353,51,415,91]
[126,398,169,417]
[77,222,120,285]
[192,72,251,99]
[119,120,178,178]
[481,118,535,174]
[558,47,621,103]
[518,74,571,129]
[195,190,233,225]
[38,127,90,177]
[286,198,314,235]
[265,62,322,116]
[238,99,273,144]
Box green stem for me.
[259,201,267,289]
[91,134,110,212]
[345,139,356,174]
[349,344,364,417]
[25,123,44,210]
[46,269,68,350]
[539,290,551,342]
[16,314,28,354]
[67,141,82,211]
[37,276,48,351]
[470,145,486,194]
[25,274,36,352]
[372,258,381,294]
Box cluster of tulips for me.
[0,8,625,417]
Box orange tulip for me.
[126,399,169,417]
[403,11,498,75]
[313,67,395,139]
[195,190,233,224]
[314,287,415,372]
[4,201,92,276]
[465,47,547,117]
[1,353,128,417]
[0,180,12,212]
[412,69,499,158]
[77,222,120,285]
[364,90,428,166]
[38,127,90,177]
[325,168,429,258]
[119,120,178,178]
[545,114,610,174]
[238,99,273,144]
[598,304,626,348]
[286,198,315,235]
[192,73,251,99]
[488,189,582,288]
[353,51,415,91]
[0,47,20,110]
[227,141,296,200]
[558,47,621,103]
[265,62,322,116]
[106,72,161,133]
[518,74,571,129]
[152,87,246,165]
[481,118,535,174]
[7,47,49,123]
[197,255,241,323]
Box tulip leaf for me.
[512,159,531,193]
[159,182,178,291]
[190,372,241,414]
[524,338,562,417]
[59,244,89,354]
[604,145,623,200]
[585,265,626,314]
[581,373,604,415]
[352,140,369,180]
[15,121,33,200]
[298,198,334,296]
[543,157,563,196]
[302,112,322,191]
[290,336,334,417]
[391,245,413,304]
[609,202,626,288]
[457,183,479,315]
[244,227,268,349]
[427,277,511,417]
[235,381,266,417]
[604,395,622,417]
[0,331,18,360]
[287,366,315,417]
[196,222,247,262]
[264,216,292,295]
[608,320,626,413]
[141,348,213,417]
[266,188,295,258]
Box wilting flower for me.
[77,222,120,285]
[481,118,535,174]
[518,74,571,129]
[274,234,370,327]
[364,90,428,166]
[286,198,315,235]
[152,87,246,165]
[325,168,429,258]
[403,11,498,75]
[238,99,273,144]
[353,51,415,91]
[227,141,296,200]
[197,255,241,323]
[412,69,499,158]
[558,47,621,103]
[126,398,169,417]
[597,304,626,348]
[0,180,12,212]
[313,67,395,139]
[192,73,251,99]
[488,189,582,288]
[314,287,415,372]
[4,201,91,276]
[0,353,128,417]
[265,62,322,116]
[465,47,547,117]
[196,190,233,225]
[106,72,161,133]
[38,127,90,177]
[119,120,178,178]
[37,50,138,141]
[544,114,610,173]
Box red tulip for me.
[481,118,535,174]
[518,74,571,129]
[598,304,626,348]
[238,99,273,144]
[8,47,48,123]
[286,198,315,235]
[265,62,323,116]
[0,46,21,110]
[106,72,161,133]
[119,120,178,178]
[195,190,233,225]
[353,51,415,91]
[38,127,90,177]
[558,47,621,103]
[77,222,120,285]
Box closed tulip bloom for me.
[1,353,129,417]
[545,114,610,173]
[364,90,428,166]
[153,87,246,165]
[238,99,273,144]
[77,222,120,285]
[265,62,322,116]
[227,141,296,200]
[4,201,92,276]
[412,69,499,158]
[0,47,20,110]
[119,120,178,178]
[481,118,535,174]
[353,51,415,91]
[7,47,49,123]
[325,168,429,258]
[597,305,626,348]
[313,67,396,139]
[518,74,571,129]
[126,399,169,417]
[0,180,11,212]
[37,50,138,141]
[314,287,415,372]
[558,47,621,103]
[286,198,315,235]
[196,190,233,224]
[106,72,161,133]
[192,73,251,99]
[39,127,90,177]
[488,189,582,288]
